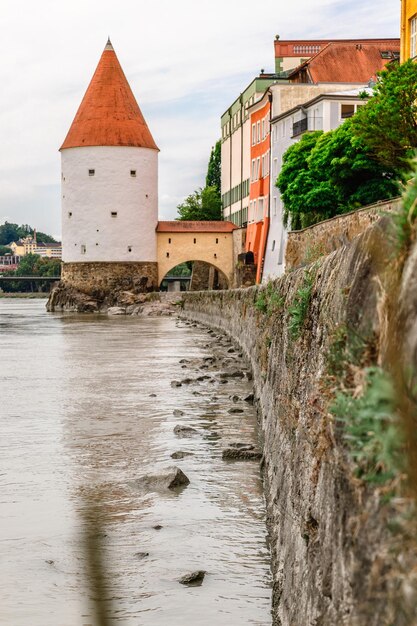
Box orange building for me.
[246,92,271,283]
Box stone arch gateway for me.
[156,221,238,288]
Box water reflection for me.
[0,299,271,625]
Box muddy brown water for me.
[0,299,271,625]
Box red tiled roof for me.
[288,41,400,83]
[61,40,158,151]
[156,221,238,233]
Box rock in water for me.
[134,552,149,559]
[179,570,206,586]
[170,380,182,388]
[173,409,184,417]
[133,466,190,491]
[222,447,262,461]
[107,306,126,315]
[171,451,194,459]
[228,407,244,414]
[174,425,198,437]
[244,393,255,404]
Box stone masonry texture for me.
[181,217,417,626]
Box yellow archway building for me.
[156,221,238,286]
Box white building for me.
[263,89,371,280]
[61,39,159,267]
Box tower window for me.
[68,212,72,218]
[216,238,219,244]
[166,252,169,258]
[193,238,196,244]
[127,246,132,252]
[81,245,86,254]
[168,238,171,244]
[111,211,118,217]
[130,170,136,177]
[88,169,95,176]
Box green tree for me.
[277,121,401,229]
[352,60,417,173]
[0,245,12,255]
[177,186,222,221]
[309,119,400,209]
[277,131,334,229]
[206,140,221,193]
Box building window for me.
[257,121,260,143]
[252,124,256,145]
[341,104,355,119]
[272,240,276,251]
[111,211,118,217]
[127,246,132,252]
[88,169,95,176]
[130,170,136,177]
[216,238,219,244]
[166,252,169,258]
[68,212,72,218]
[411,15,417,58]
[168,238,171,244]
[273,197,277,216]
[193,238,196,244]
[81,244,86,254]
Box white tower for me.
[60,39,159,290]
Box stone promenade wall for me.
[181,216,417,626]
[286,197,401,270]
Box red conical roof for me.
[60,40,158,151]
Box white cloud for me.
[0,0,399,233]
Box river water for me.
[0,299,271,626]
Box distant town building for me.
[8,232,62,258]
[221,37,400,236]
[0,255,21,272]
[263,88,373,280]
[9,235,37,256]
[34,242,62,258]
[287,41,400,84]
[222,37,400,282]
[401,0,417,61]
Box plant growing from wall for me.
[254,282,284,316]
[287,269,315,340]
[331,367,403,484]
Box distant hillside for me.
[0,222,58,246]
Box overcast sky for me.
[0,0,399,238]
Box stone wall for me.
[286,197,401,270]
[181,217,417,626]
[48,261,159,312]
[62,261,158,293]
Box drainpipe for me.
[240,94,244,227]
[401,0,406,62]
[229,107,232,222]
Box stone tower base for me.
[47,261,158,312]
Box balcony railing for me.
[292,118,308,137]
